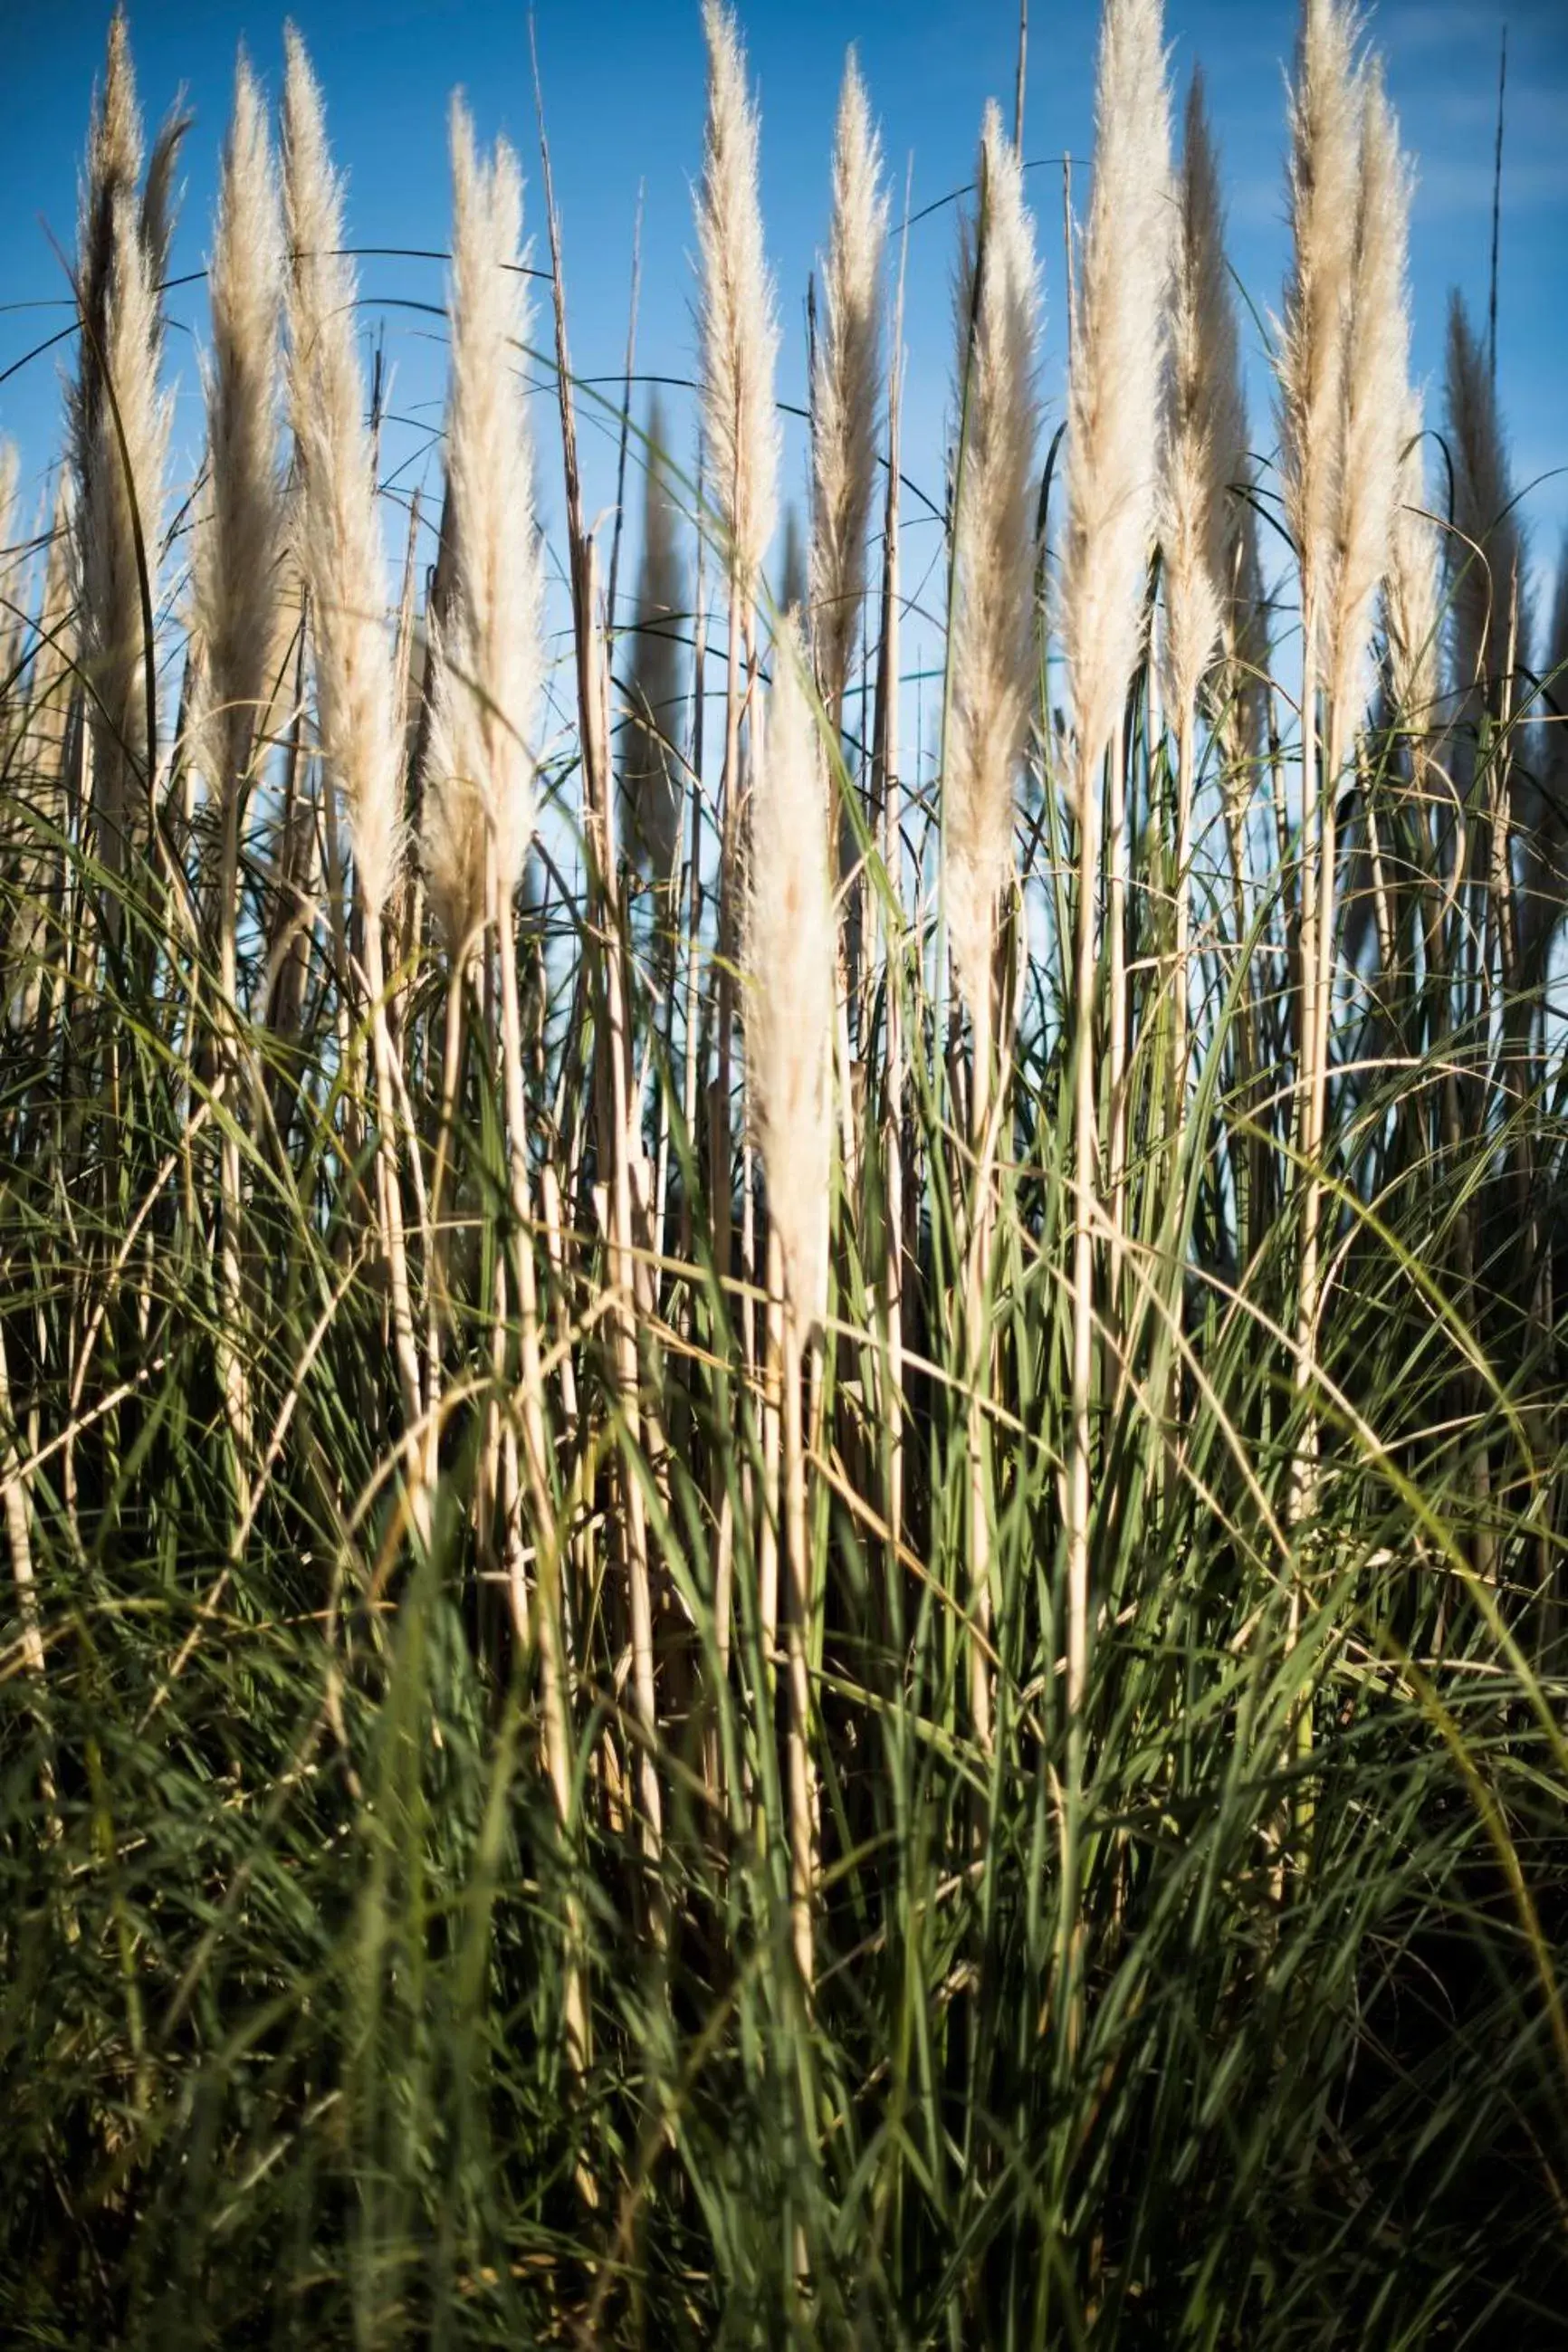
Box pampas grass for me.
[809,48,886,730]
[72,16,173,904]
[944,99,1041,1036]
[1060,0,1171,1733]
[1161,69,1247,726]
[1325,64,1410,726]
[745,617,834,1348]
[193,53,287,800]
[421,100,544,956]
[1059,0,1171,780]
[697,0,779,598]
[282,24,403,929]
[1278,0,1362,664]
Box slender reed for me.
[72,14,172,922]
[745,611,835,1990]
[191,53,288,1492]
[697,0,779,1322]
[809,49,886,737]
[281,27,421,1438]
[945,99,1041,1745]
[1059,0,1171,1734]
[1161,71,1248,1133]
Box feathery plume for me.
[1059,0,1173,776]
[809,48,886,721]
[696,0,779,593]
[944,100,1043,1021]
[139,94,194,295]
[745,616,835,1342]
[621,391,687,884]
[76,176,173,887]
[1382,387,1439,752]
[193,53,287,796]
[1277,0,1362,648]
[1444,291,1524,720]
[71,6,143,481]
[1161,70,1249,722]
[1325,63,1410,721]
[282,24,403,923]
[421,98,544,954]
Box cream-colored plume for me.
[1382,387,1439,752]
[1161,69,1248,722]
[193,53,287,795]
[696,0,779,594]
[745,616,836,1341]
[421,98,544,954]
[282,24,404,924]
[622,390,688,884]
[1325,64,1410,721]
[1059,0,1172,777]
[1277,0,1362,647]
[809,48,886,722]
[944,100,1043,1022]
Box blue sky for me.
[3,0,1565,698]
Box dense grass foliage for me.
[2,3,1566,2344]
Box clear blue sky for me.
[3,0,1565,684]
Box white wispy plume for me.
[282,24,403,923]
[1059,0,1173,777]
[1277,0,1362,649]
[745,615,836,1343]
[421,98,544,954]
[696,0,779,594]
[944,100,1043,1023]
[809,48,886,722]
[1325,63,1411,721]
[193,53,287,794]
[1160,68,1248,722]
[1382,386,1439,752]
[622,390,688,885]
